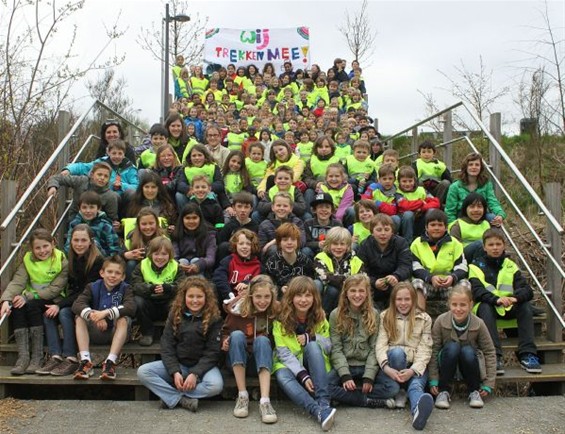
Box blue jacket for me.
[65,211,122,257]
[65,156,139,195]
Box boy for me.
[344,140,375,199]
[47,161,119,222]
[62,139,139,195]
[304,193,343,258]
[361,164,400,227]
[411,209,468,311]
[255,166,306,220]
[264,222,314,298]
[226,120,248,151]
[72,255,136,380]
[188,175,224,230]
[217,191,259,260]
[411,141,452,204]
[296,129,314,163]
[65,191,121,256]
[258,192,306,259]
[469,229,541,374]
[138,124,169,169]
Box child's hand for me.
[297,334,307,346]
[89,310,108,323]
[221,337,230,352]
[375,278,388,290]
[497,297,514,307]
[60,169,70,176]
[225,206,236,217]
[439,276,453,288]
[383,365,403,382]
[281,286,288,294]
[47,187,57,197]
[304,378,315,393]
[234,283,248,294]
[430,386,439,396]
[491,215,503,227]
[398,368,415,383]
[154,284,164,295]
[0,301,12,317]
[112,220,121,232]
[257,190,266,200]
[342,379,356,391]
[479,388,489,397]
[430,276,443,289]
[183,373,197,391]
[173,372,185,391]
[44,304,60,318]
[362,382,373,394]
[385,275,399,287]
[12,295,26,309]
[167,225,175,234]
[315,182,323,192]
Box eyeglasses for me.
[207,133,220,137]
[103,119,120,127]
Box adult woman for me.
[165,113,189,164]
[95,119,136,163]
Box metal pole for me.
[545,183,563,343]
[489,113,502,196]
[163,3,170,120]
[443,111,453,170]
[160,16,166,123]
[411,127,418,162]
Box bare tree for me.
[136,0,208,67]
[338,0,377,66]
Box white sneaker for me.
[468,390,484,408]
[259,402,277,424]
[394,389,407,408]
[233,395,249,418]
[435,391,451,409]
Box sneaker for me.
[73,360,94,380]
[51,359,79,376]
[100,360,116,381]
[138,335,154,346]
[366,398,395,409]
[468,390,484,408]
[35,356,62,375]
[435,391,450,409]
[394,389,407,408]
[233,395,249,418]
[259,402,277,424]
[412,393,434,430]
[179,397,198,412]
[496,358,505,376]
[319,407,337,432]
[520,353,542,374]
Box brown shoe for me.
[51,359,79,376]
[36,356,63,375]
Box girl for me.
[449,192,491,263]
[357,214,412,310]
[245,142,268,189]
[137,276,223,410]
[376,282,434,431]
[318,163,354,224]
[221,150,254,202]
[313,227,365,316]
[221,275,279,423]
[445,152,506,225]
[173,203,217,277]
[257,139,305,199]
[148,144,182,192]
[123,207,167,274]
[212,229,262,304]
[328,275,398,408]
[273,276,337,431]
[348,199,379,250]
[165,113,189,162]
[181,123,200,162]
[190,65,209,96]
[258,129,273,161]
[131,236,181,346]
[429,283,496,410]
[39,225,103,376]
[175,144,226,212]
[0,229,68,375]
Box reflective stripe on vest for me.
[140,257,178,284]
[23,249,65,299]
[184,163,216,184]
[227,132,247,151]
[415,159,446,183]
[410,237,463,276]
[469,259,518,316]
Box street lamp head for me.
[170,14,190,23]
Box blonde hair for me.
[240,275,279,319]
[278,276,325,336]
[334,274,377,337]
[381,282,418,343]
[322,227,352,254]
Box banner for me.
[204,27,310,72]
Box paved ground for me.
[3,396,564,433]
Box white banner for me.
[204,27,310,72]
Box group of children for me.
[0,58,542,431]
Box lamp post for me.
[163,3,190,120]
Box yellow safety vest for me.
[469,259,518,316]
[224,172,243,195]
[180,138,200,164]
[345,155,374,180]
[140,257,179,284]
[353,222,371,245]
[320,184,348,208]
[398,187,427,201]
[268,185,296,201]
[184,163,216,185]
[296,142,314,163]
[190,77,209,95]
[227,132,248,151]
[334,144,352,163]
[245,158,267,187]
[449,219,491,246]
[309,155,340,179]
[140,149,157,169]
[415,159,447,183]
[122,217,169,250]
[410,236,464,276]
[23,249,65,299]
[314,252,364,275]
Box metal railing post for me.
[489,113,502,196]
[443,111,453,169]
[545,183,563,344]
[411,127,418,162]
[0,180,18,343]
[56,110,71,248]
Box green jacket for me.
[445,180,506,223]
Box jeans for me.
[126,260,139,282]
[227,331,273,373]
[328,366,399,406]
[400,211,415,244]
[437,341,481,393]
[175,192,190,213]
[387,347,429,413]
[476,301,536,358]
[137,361,224,408]
[275,342,331,417]
[135,296,171,336]
[43,306,77,357]
[314,279,340,317]
[463,240,483,264]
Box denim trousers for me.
[227,330,273,373]
[275,342,331,417]
[137,361,224,408]
[328,366,400,406]
[437,341,481,393]
[387,347,429,413]
[314,279,340,318]
[43,306,77,358]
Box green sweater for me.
[444,180,506,223]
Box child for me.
[302,135,340,194]
[187,175,225,230]
[272,276,337,431]
[131,237,181,346]
[343,140,375,198]
[265,223,313,297]
[47,161,119,222]
[334,131,352,163]
[173,203,217,277]
[349,199,379,250]
[411,209,468,311]
[304,193,343,258]
[217,191,259,259]
[318,163,354,225]
[412,141,452,205]
[63,139,139,195]
[296,129,314,163]
[256,166,306,220]
[257,139,305,198]
[147,144,182,192]
[72,255,135,380]
[449,192,491,263]
[138,124,169,169]
[137,276,224,410]
[222,150,254,203]
[376,282,434,430]
[314,227,365,316]
[221,275,279,423]
[39,225,103,376]
[396,166,440,244]
[258,192,306,259]
[212,229,262,304]
[357,214,412,310]
[328,275,398,409]
[470,229,541,374]
[227,120,248,151]
[65,191,121,257]
[361,164,399,226]
[0,229,68,375]
[245,142,268,188]
[429,283,496,410]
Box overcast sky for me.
[69,0,564,135]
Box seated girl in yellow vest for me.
[221,150,255,217]
[348,199,379,251]
[245,142,268,191]
[255,165,306,221]
[295,129,315,163]
[343,140,375,200]
[131,236,181,346]
[317,163,354,225]
[0,229,68,375]
[449,192,491,264]
[257,139,305,198]
[313,227,365,316]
